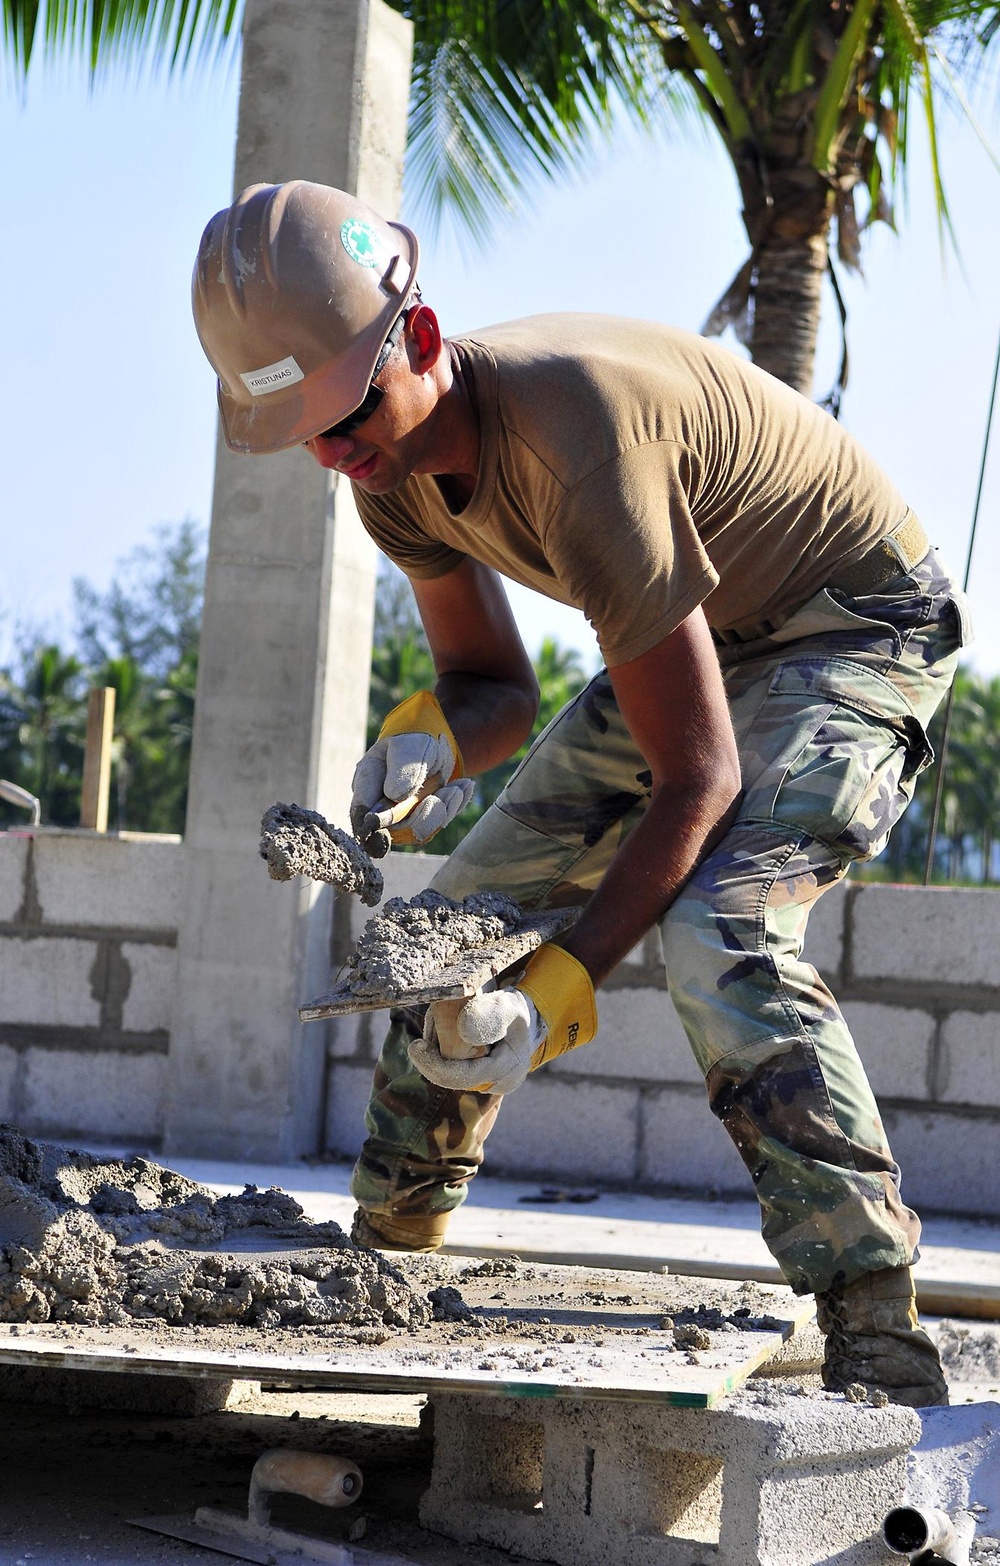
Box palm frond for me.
[2,0,239,77]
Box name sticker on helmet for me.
[340,218,382,269]
[239,356,305,397]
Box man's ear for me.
[406,304,443,373]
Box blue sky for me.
[2,50,999,673]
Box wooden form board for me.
[300,908,579,1021]
[0,1265,815,1409]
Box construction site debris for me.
[259,802,383,907]
[344,889,525,997]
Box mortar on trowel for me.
[259,798,578,1061]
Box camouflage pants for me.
[352,550,969,1291]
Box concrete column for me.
[164,0,412,1159]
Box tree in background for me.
[0,644,86,824]
[0,522,205,833]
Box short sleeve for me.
[354,487,466,580]
[542,442,719,666]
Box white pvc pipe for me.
[882,1505,976,1566]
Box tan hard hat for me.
[192,181,419,454]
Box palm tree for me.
[399,0,999,401]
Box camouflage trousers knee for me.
[352,550,969,1291]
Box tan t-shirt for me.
[354,315,910,667]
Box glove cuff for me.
[520,943,598,1069]
[377,690,464,782]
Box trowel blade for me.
[130,1511,352,1565]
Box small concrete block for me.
[638,1085,749,1195]
[551,988,701,1085]
[120,943,178,1033]
[324,1060,377,1159]
[801,880,846,978]
[21,1049,166,1141]
[31,832,184,928]
[881,1105,1000,1218]
[850,884,999,987]
[841,1001,935,1101]
[486,1076,640,1184]
[0,837,29,922]
[0,1045,17,1120]
[421,1391,918,1566]
[0,936,101,1026]
[939,1011,1000,1107]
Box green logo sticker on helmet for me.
[340,219,381,269]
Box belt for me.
[825,514,929,597]
[711,515,931,649]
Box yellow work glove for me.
[350,690,474,850]
[408,943,598,1096]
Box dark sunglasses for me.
[314,310,409,442]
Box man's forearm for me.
[435,670,539,776]
[559,780,741,990]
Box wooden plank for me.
[300,908,579,1021]
[79,686,116,832]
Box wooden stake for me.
[80,686,116,832]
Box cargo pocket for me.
[739,657,932,863]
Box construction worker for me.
[194,180,970,1407]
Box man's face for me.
[303,338,435,494]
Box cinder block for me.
[326,1008,381,1060]
[0,936,101,1026]
[939,1011,1000,1107]
[0,1044,18,1119]
[0,837,29,922]
[639,1086,749,1195]
[851,884,1000,988]
[119,943,178,1034]
[801,880,846,979]
[841,1001,935,1101]
[31,832,184,929]
[881,1105,1000,1218]
[21,1049,166,1140]
[551,988,701,1085]
[421,1390,918,1566]
[487,1076,640,1184]
[324,1060,377,1159]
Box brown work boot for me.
[815,1266,949,1407]
[349,1207,446,1254]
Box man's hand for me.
[408,943,599,1096]
[351,689,474,848]
[409,988,545,1095]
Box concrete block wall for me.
[2,827,1000,1218]
[324,861,1000,1220]
[0,830,181,1143]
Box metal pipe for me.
[0,780,41,826]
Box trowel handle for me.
[429,996,490,1061]
[248,1449,362,1525]
[361,772,444,839]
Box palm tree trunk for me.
[732,117,837,397]
[750,223,830,394]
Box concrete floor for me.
[0,1156,996,1566]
